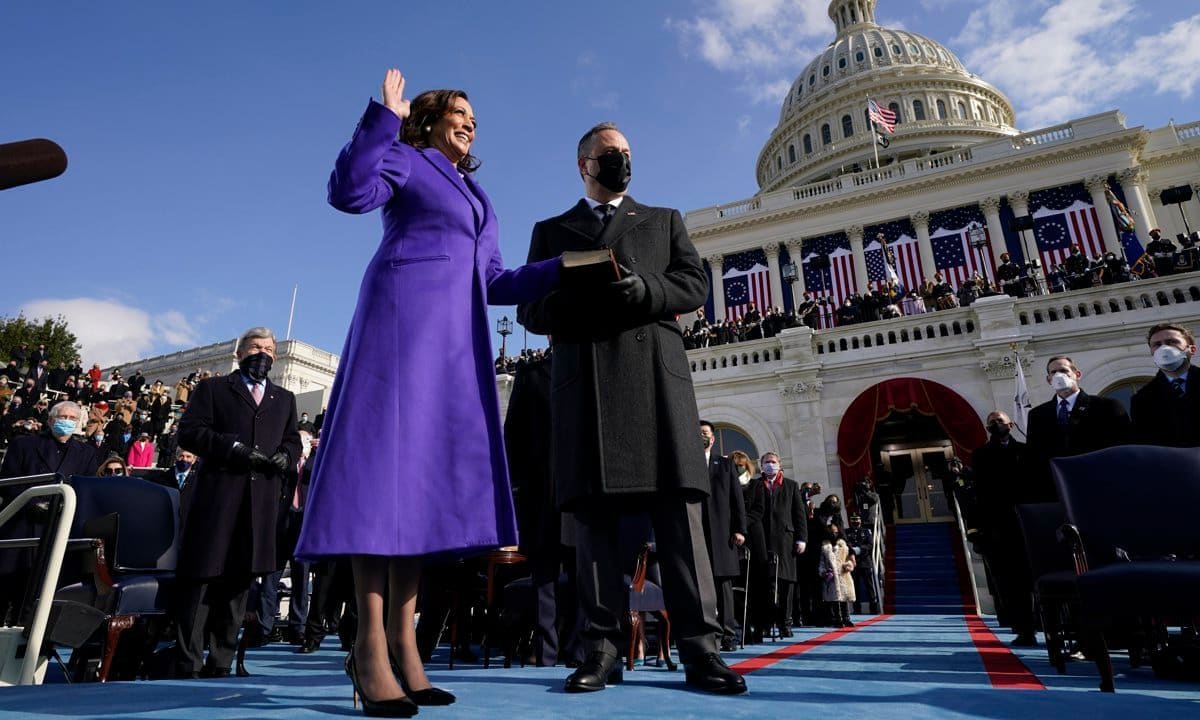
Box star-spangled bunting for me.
[802,233,855,328]
[929,205,996,289]
[721,249,772,320]
[1029,183,1105,270]
[864,219,922,292]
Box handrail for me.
[0,482,77,686]
[870,506,885,612]
[951,493,981,616]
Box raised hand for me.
[380,68,410,120]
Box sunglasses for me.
[102,467,125,476]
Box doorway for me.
[881,445,955,523]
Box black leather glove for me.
[231,441,255,464]
[610,264,647,306]
[268,451,291,474]
[248,448,273,470]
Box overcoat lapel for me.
[596,196,651,249]
[419,149,483,232]
[228,373,258,410]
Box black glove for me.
[248,448,273,470]
[610,264,647,306]
[231,441,255,464]
[267,451,291,474]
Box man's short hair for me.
[1147,322,1196,347]
[48,400,82,421]
[577,122,620,159]
[699,419,715,432]
[236,327,276,355]
[1045,355,1078,374]
[760,452,779,463]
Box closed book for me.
[560,248,621,286]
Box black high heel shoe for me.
[389,651,456,706]
[345,653,419,718]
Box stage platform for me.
[2,614,1196,719]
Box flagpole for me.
[285,284,298,340]
[867,95,882,180]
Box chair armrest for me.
[1056,523,1089,575]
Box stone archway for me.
[699,405,781,465]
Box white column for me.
[786,239,806,299]
[980,196,1007,267]
[1085,174,1123,256]
[763,243,785,310]
[848,224,870,294]
[910,211,936,283]
[1118,167,1156,250]
[1008,189,1035,266]
[708,254,726,321]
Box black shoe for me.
[720,638,737,652]
[778,627,794,639]
[683,653,747,695]
[199,665,231,678]
[298,635,323,654]
[564,651,623,693]
[1012,632,1038,647]
[390,651,456,706]
[344,653,419,718]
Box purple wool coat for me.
[294,100,559,560]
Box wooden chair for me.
[625,543,676,672]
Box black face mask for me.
[589,152,631,193]
[988,423,1010,438]
[175,460,192,472]
[240,352,273,381]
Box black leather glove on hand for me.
[610,265,647,306]
[248,448,273,471]
[268,451,291,474]
[231,441,255,465]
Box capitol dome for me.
[757,0,1019,192]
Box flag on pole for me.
[1104,185,1136,233]
[867,99,897,133]
[876,132,890,148]
[1013,354,1032,432]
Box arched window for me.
[957,101,966,119]
[803,134,813,154]
[891,43,901,55]
[856,50,865,62]
[913,99,926,121]
[973,104,981,120]
[788,144,796,163]
[821,123,832,145]
[841,114,854,137]
[777,156,782,170]
[838,57,847,69]
[712,424,758,459]
[809,74,816,87]
[888,102,902,124]
[873,46,883,58]
[936,99,947,119]
[822,65,830,77]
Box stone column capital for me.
[1008,189,1030,206]
[1118,167,1147,186]
[1084,175,1109,194]
[847,224,865,242]
[785,238,805,254]
[763,243,782,260]
[706,254,725,267]
[910,210,930,227]
[979,196,1002,214]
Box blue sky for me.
[4,0,1199,367]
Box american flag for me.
[1029,183,1106,270]
[868,98,896,134]
[802,233,857,328]
[865,225,923,293]
[929,205,996,289]
[721,249,772,320]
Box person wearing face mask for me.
[297,412,315,434]
[743,453,807,639]
[0,400,99,625]
[519,122,745,695]
[1131,323,1200,447]
[171,327,302,681]
[1025,356,1131,502]
[698,421,748,652]
[126,431,155,468]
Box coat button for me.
[629,256,637,264]
[635,331,646,341]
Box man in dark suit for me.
[518,122,744,695]
[1025,355,1131,503]
[0,400,99,624]
[743,453,807,638]
[172,327,301,678]
[143,447,199,528]
[1131,323,1200,447]
[968,411,1037,645]
[699,421,747,652]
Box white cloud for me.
[954,1,1200,127]
[571,53,620,111]
[18,297,198,368]
[666,0,832,105]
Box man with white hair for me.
[0,400,100,624]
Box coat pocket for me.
[390,255,450,267]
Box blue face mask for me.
[51,419,77,437]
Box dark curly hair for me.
[400,89,480,173]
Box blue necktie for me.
[1171,378,1186,398]
[1057,399,1070,426]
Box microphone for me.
[0,139,68,191]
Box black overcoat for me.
[1024,390,1130,499]
[176,372,301,579]
[518,197,709,510]
[744,475,807,582]
[703,454,747,578]
[1130,366,1200,448]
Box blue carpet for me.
[1,615,1197,719]
[890,524,969,614]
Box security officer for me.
[844,514,878,615]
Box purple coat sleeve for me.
[485,254,561,307]
[328,100,412,214]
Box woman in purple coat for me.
[295,69,559,716]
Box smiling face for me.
[428,96,476,167]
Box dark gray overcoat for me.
[518,197,709,511]
[176,372,301,579]
[744,475,808,582]
[704,454,748,578]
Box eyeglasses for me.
[102,467,124,476]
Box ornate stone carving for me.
[979,196,1002,214]
[779,379,823,400]
[707,254,725,267]
[763,243,781,260]
[1084,175,1109,194]
[847,224,864,241]
[910,210,930,227]
[785,238,805,254]
[1117,167,1146,186]
[1007,189,1030,206]
[979,353,1034,380]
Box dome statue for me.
[757,0,1019,192]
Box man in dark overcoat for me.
[518,122,744,695]
[0,400,98,624]
[699,421,747,651]
[1131,323,1200,447]
[743,453,807,637]
[172,327,301,677]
